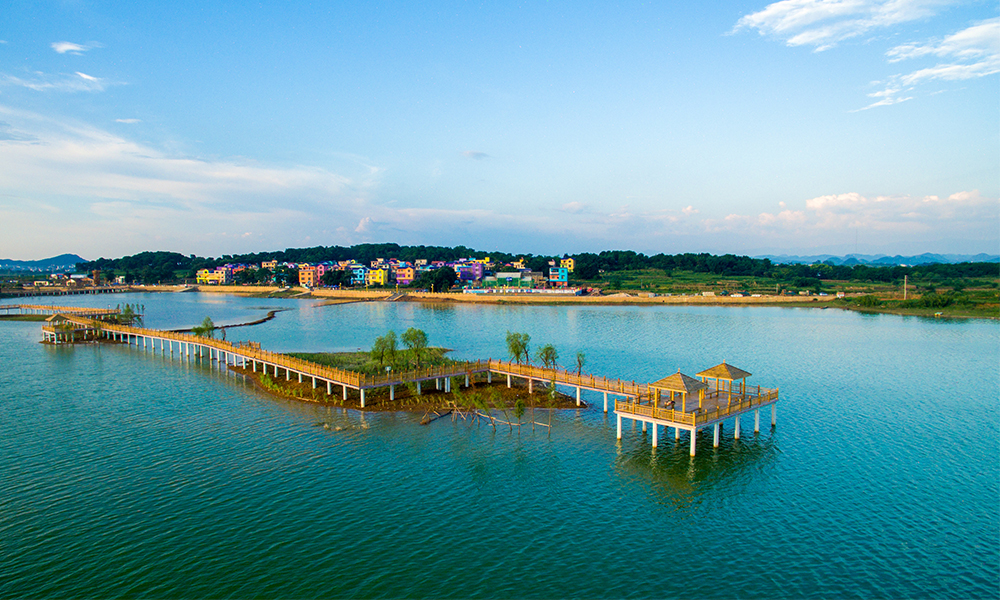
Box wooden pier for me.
[25,305,778,451]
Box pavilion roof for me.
[696,361,752,381]
[650,370,708,394]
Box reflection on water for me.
[614,427,781,511]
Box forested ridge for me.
[75,245,999,285]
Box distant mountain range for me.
[756,253,1000,266]
[0,254,87,272]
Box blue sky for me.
[1,0,997,260]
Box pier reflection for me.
[613,430,780,510]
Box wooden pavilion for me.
[697,361,752,404]
[649,370,708,411]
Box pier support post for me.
[734,416,741,440]
[528,378,533,394]
[690,428,697,457]
[616,414,622,440]
[642,420,647,433]
[390,385,395,401]
[604,392,608,413]
[416,381,421,395]
[343,385,348,400]
[507,374,511,388]
[754,409,760,433]
[312,376,317,389]
[360,389,366,408]
[772,404,776,427]
[436,378,441,390]
[713,423,720,448]
[253,361,256,373]
[576,387,581,406]
[286,368,290,381]
[652,424,658,448]
[488,372,492,383]
[327,381,332,395]
[298,373,302,383]
[675,427,680,441]
[465,374,469,388]
[445,378,451,393]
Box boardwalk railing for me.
[486,359,646,397]
[64,316,490,390]
[615,387,778,426]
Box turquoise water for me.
[1,294,997,598]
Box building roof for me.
[696,361,752,380]
[649,370,708,394]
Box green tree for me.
[505,331,530,364]
[192,316,215,338]
[371,330,398,366]
[575,351,586,375]
[401,327,429,367]
[536,343,558,368]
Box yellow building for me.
[261,260,278,270]
[196,269,227,285]
[512,258,526,269]
[560,257,575,272]
[366,268,388,286]
[298,265,317,287]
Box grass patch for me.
[288,347,456,376]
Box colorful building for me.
[366,268,388,286]
[456,262,485,281]
[395,267,416,285]
[261,260,278,270]
[549,267,569,287]
[298,265,317,287]
[196,269,229,285]
[560,257,575,272]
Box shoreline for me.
[128,285,999,320]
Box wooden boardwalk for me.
[27,305,778,452]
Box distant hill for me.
[756,253,1000,266]
[0,254,87,272]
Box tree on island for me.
[191,316,215,338]
[536,344,558,368]
[505,331,530,364]
[575,351,586,375]
[371,330,398,366]
[401,327,428,367]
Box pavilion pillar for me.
[754,409,760,433]
[713,423,720,447]
[689,428,697,457]
[652,424,658,447]
[734,416,741,439]
[616,414,622,440]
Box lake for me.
[1,293,997,598]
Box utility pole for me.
[903,275,908,300]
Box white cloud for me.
[682,205,699,216]
[560,201,586,213]
[462,150,489,160]
[0,70,118,93]
[115,118,141,124]
[51,41,88,54]
[704,191,996,244]
[733,0,950,50]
